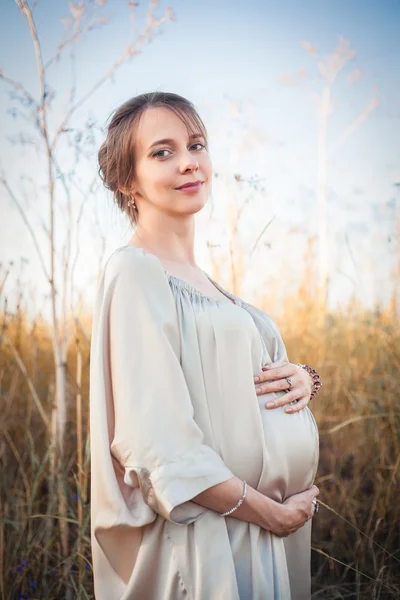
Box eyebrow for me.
[147,133,205,151]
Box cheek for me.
[143,165,171,192]
[202,154,213,179]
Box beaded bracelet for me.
[220,480,247,517]
[296,364,323,400]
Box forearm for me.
[191,476,283,531]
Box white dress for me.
[89,244,320,600]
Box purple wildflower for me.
[17,560,29,573]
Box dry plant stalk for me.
[0,0,175,591]
[281,37,379,326]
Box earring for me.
[127,196,137,210]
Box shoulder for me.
[251,303,280,328]
[241,298,283,336]
[100,245,176,312]
[104,245,166,286]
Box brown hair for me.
[98,91,208,226]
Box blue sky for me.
[0,0,399,318]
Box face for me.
[130,106,212,219]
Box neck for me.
[131,222,197,267]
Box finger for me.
[264,388,307,409]
[254,364,290,383]
[260,365,295,380]
[255,372,301,393]
[255,377,293,395]
[284,397,310,413]
[263,360,296,373]
[307,499,317,520]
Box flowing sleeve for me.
[91,248,234,530]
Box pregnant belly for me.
[257,398,319,502]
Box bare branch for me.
[330,93,379,156]
[15,0,47,110]
[249,216,276,258]
[16,0,62,344]
[317,37,356,85]
[344,231,366,294]
[278,71,320,104]
[347,68,362,85]
[301,40,318,57]
[0,175,50,281]
[0,69,40,114]
[44,17,109,70]
[51,4,174,150]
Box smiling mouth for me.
[175,181,205,190]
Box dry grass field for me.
[1,264,399,599]
[1,1,399,598]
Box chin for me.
[177,196,208,216]
[190,197,208,214]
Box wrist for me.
[296,363,323,400]
[256,494,287,531]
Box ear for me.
[130,184,142,199]
[118,185,134,197]
[120,178,139,197]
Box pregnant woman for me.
[90,92,322,600]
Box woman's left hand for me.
[253,360,312,413]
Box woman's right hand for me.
[268,485,320,537]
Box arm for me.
[192,476,320,537]
[106,249,234,525]
[106,248,318,535]
[192,476,282,529]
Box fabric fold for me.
[89,244,319,599]
[98,247,235,525]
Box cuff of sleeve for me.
[125,446,235,525]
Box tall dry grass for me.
[278,260,400,599]
[0,256,399,599]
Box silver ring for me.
[312,498,319,514]
[285,377,292,391]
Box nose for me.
[179,149,199,173]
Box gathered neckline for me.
[166,271,237,305]
[118,244,241,306]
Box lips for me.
[175,180,204,189]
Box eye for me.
[153,149,170,158]
[152,142,207,158]
[191,142,207,151]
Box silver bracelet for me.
[220,480,247,517]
